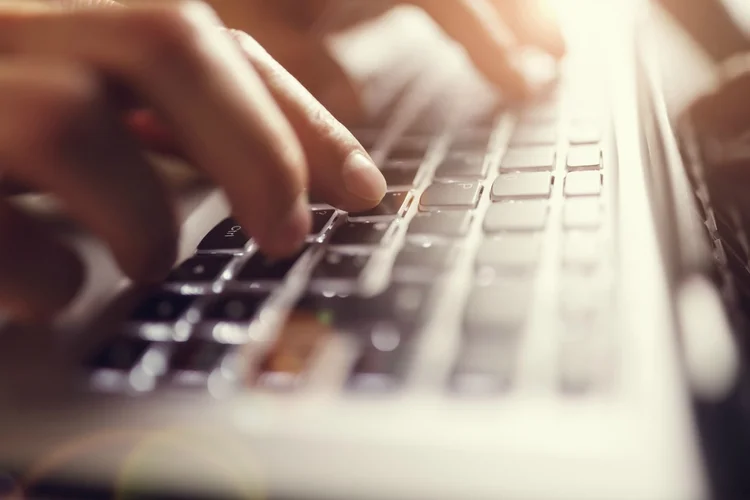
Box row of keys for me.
[198,209,336,253]
[500,145,601,172]
[92,283,434,392]
[510,122,602,147]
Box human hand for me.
[208,0,566,121]
[0,0,388,321]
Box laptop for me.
[0,0,747,498]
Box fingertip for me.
[342,151,387,205]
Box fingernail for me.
[271,193,310,255]
[342,151,386,202]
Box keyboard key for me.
[349,329,407,392]
[491,173,552,201]
[254,301,333,389]
[197,218,248,252]
[420,182,482,210]
[464,282,532,334]
[311,209,335,235]
[565,171,602,196]
[170,340,231,373]
[476,235,541,269]
[394,242,453,270]
[408,211,472,237]
[167,255,232,283]
[330,221,392,246]
[89,337,151,371]
[349,191,409,218]
[382,159,422,171]
[131,293,196,322]
[562,232,601,268]
[563,198,602,229]
[387,137,431,161]
[451,341,515,394]
[484,201,548,233]
[567,146,602,170]
[381,167,418,187]
[336,284,430,327]
[313,252,371,280]
[434,154,488,179]
[203,293,269,322]
[510,124,557,146]
[500,147,556,171]
[236,246,309,282]
[569,124,601,145]
[449,129,493,153]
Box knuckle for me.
[124,1,216,72]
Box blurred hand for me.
[208,0,566,122]
[0,0,389,321]
[658,0,750,138]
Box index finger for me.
[0,2,312,257]
[410,0,529,100]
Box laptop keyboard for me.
[84,81,615,398]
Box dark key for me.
[567,146,602,170]
[464,282,532,335]
[203,293,269,322]
[131,292,196,322]
[314,284,429,328]
[349,326,408,391]
[349,192,410,218]
[350,284,429,326]
[394,242,453,270]
[167,255,232,283]
[197,218,249,252]
[451,341,515,394]
[420,181,482,210]
[484,201,548,233]
[408,211,472,237]
[381,167,418,187]
[170,340,231,373]
[311,209,336,235]
[491,173,552,201]
[434,154,488,179]
[500,147,556,171]
[330,221,392,246]
[510,124,557,146]
[313,252,371,280]
[236,246,309,282]
[387,137,431,161]
[89,337,151,371]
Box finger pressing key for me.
[0,1,312,257]
[228,30,386,212]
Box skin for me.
[0,0,566,322]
